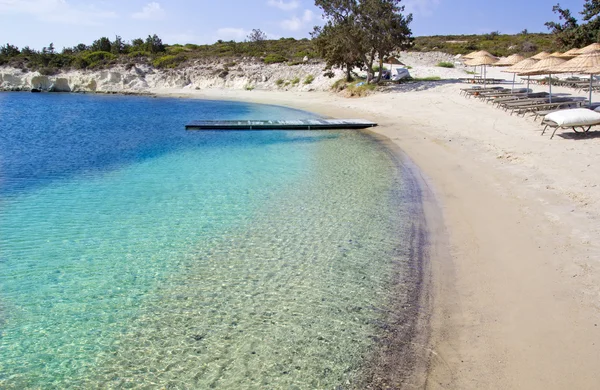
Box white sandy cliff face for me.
[0,52,473,94]
[0,61,345,93]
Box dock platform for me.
[185,119,377,130]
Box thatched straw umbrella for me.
[494,54,526,91]
[561,48,580,58]
[519,56,567,102]
[463,51,479,59]
[531,51,552,60]
[577,43,600,54]
[502,58,539,91]
[464,50,496,60]
[550,51,564,57]
[464,55,499,88]
[466,51,499,77]
[554,51,600,106]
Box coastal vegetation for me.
[437,61,454,68]
[545,0,600,49]
[311,0,413,83]
[1,1,598,77]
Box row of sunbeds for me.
[460,85,600,139]
[525,77,600,94]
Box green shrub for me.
[245,84,255,90]
[77,51,116,69]
[263,54,288,64]
[166,46,186,55]
[291,77,300,85]
[437,61,455,68]
[127,50,151,58]
[83,51,116,62]
[152,54,185,68]
[304,74,315,84]
[331,78,347,91]
[38,67,58,76]
[346,81,377,97]
[276,78,285,86]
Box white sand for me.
[156,75,600,388]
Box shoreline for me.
[153,86,600,388]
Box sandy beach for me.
[156,75,600,388]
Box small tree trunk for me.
[346,64,353,82]
[376,58,384,83]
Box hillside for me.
[0,33,560,77]
[412,33,557,57]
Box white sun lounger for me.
[542,108,600,139]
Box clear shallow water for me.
[0,93,422,388]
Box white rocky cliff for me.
[0,61,343,93]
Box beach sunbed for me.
[541,108,600,139]
[511,99,587,117]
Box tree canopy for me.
[546,0,600,49]
[312,0,413,82]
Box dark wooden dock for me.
[185,119,377,130]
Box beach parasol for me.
[465,51,499,77]
[554,51,600,106]
[531,51,551,60]
[494,54,525,67]
[519,56,567,102]
[577,43,600,54]
[549,51,564,57]
[560,48,581,58]
[494,54,526,91]
[464,55,499,88]
[503,58,539,91]
[463,51,479,59]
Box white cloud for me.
[403,0,440,16]
[267,0,299,11]
[132,2,165,20]
[280,9,314,32]
[0,0,117,25]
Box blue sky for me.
[0,0,587,50]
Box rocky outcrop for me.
[0,60,342,94]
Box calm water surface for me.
[0,93,422,388]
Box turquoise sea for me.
[0,93,425,389]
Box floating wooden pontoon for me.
[185,119,377,130]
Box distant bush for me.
[38,67,58,76]
[437,61,455,68]
[304,74,315,84]
[346,81,377,97]
[331,78,347,92]
[75,51,117,69]
[402,76,442,82]
[128,50,151,58]
[263,54,288,64]
[166,46,186,55]
[291,77,300,85]
[276,78,285,86]
[245,84,255,90]
[152,54,185,68]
